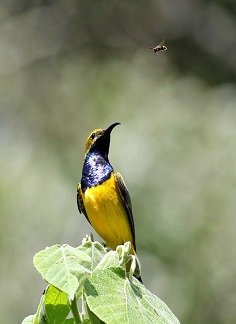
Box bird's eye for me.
[90,132,96,140]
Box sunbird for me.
[77,122,141,281]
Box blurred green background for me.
[1,1,236,323]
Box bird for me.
[77,122,142,281]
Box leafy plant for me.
[22,237,180,324]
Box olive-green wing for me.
[77,183,91,224]
[113,171,136,251]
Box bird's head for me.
[84,122,120,158]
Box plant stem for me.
[70,296,82,324]
[81,292,88,318]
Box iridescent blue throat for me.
[81,152,113,191]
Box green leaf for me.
[44,285,70,324]
[33,244,91,298]
[84,268,180,324]
[77,241,107,271]
[87,307,104,324]
[33,241,114,299]
[94,250,120,271]
[30,240,179,324]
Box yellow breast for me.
[82,173,134,251]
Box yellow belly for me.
[82,174,134,251]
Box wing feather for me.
[113,172,136,251]
[77,183,91,224]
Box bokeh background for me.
[1,1,236,323]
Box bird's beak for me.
[104,122,120,136]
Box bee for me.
[150,41,167,53]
